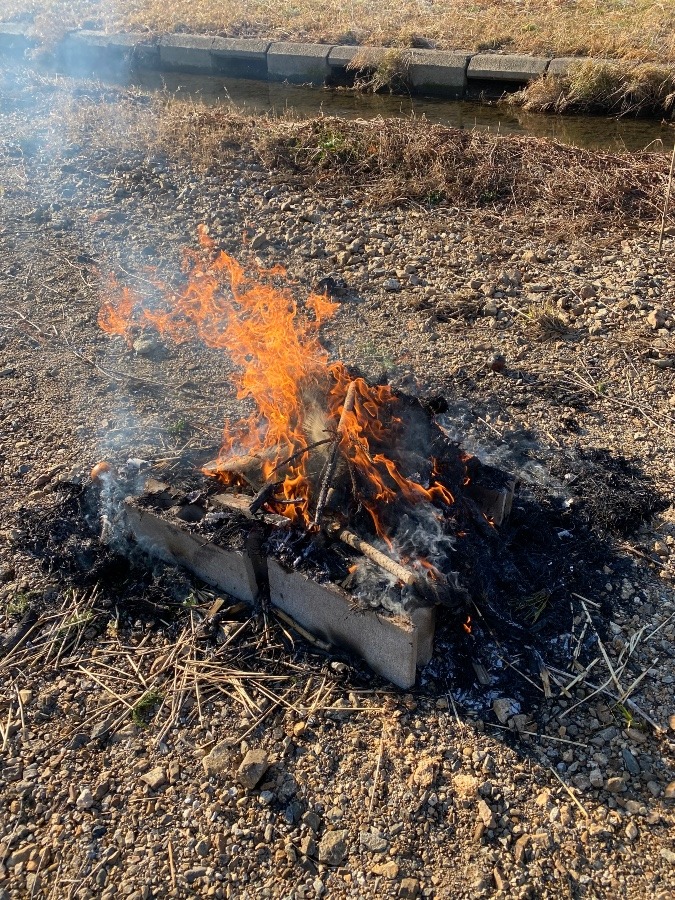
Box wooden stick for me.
[336,528,418,587]
[313,381,357,525]
[658,143,675,253]
[368,722,386,819]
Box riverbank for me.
[3,0,675,64]
[1,67,674,900]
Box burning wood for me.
[97,227,533,682]
[313,380,357,526]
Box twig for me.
[547,765,588,818]
[368,721,386,819]
[658,143,675,253]
[314,380,357,525]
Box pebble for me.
[318,830,349,866]
[359,830,388,853]
[236,749,269,789]
[140,766,167,791]
[76,788,94,810]
[202,741,231,776]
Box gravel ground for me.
[1,68,675,900]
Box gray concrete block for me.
[547,56,618,77]
[268,559,434,688]
[211,37,271,60]
[468,53,549,82]
[267,42,332,85]
[547,56,586,77]
[211,37,271,78]
[125,501,261,604]
[60,30,159,70]
[327,45,385,69]
[409,49,472,97]
[158,34,217,73]
[0,22,34,54]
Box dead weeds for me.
[513,60,675,118]
[3,0,675,63]
[61,88,672,231]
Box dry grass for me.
[513,60,675,117]
[59,86,671,231]
[3,1,675,63]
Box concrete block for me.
[467,476,516,527]
[268,559,434,688]
[125,501,261,604]
[59,31,159,71]
[0,23,34,54]
[468,53,549,83]
[267,42,332,85]
[158,34,217,73]
[211,37,271,60]
[546,56,586,77]
[327,45,385,69]
[409,49,472,97]
[211,37,271,78]
[547,56,618,77]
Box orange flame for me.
[98,227,456,537]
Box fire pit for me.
[95,226,654,690]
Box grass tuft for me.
[513,60,675,118]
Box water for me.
[128,70,675,154]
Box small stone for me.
[589,769,604,789]
[302,811,321,833]
[488,353,506,373]
[664,781,675,799]
[477,799,496,829]
[132,336,162,357]
[76,788,94,810]
[202,741,231,777]
[399,878,420,898]
[194,838,210,857]
[660,848,675,864]
[493,698,517,724]
[669,714,675,732]
[359,831,388,853]
[371,860,399,878]
[236,749,269,789]
[647,308,668,329]
[384,278,401,292]
[605,776,625,793]
[301,834,317,858]
[622,748,640,776]
[318,830,349,866]
[141,766,167,791]
[250,231,267,250]
[184,867,207,884]
[579,284,597,300]
[625,822,638,841]
[493,867,508,892]
[514,834,529,864]
[453,773,479,797]
[411,754,439,788]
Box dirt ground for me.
[1,66,675,900]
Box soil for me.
[1,66,675,900]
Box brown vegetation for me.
[63,90,670,231]
[3,1,675,63]
[512,61,675,118]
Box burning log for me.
[334,527,419,588]
[313,381,357,526]
[203,448,278,489]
